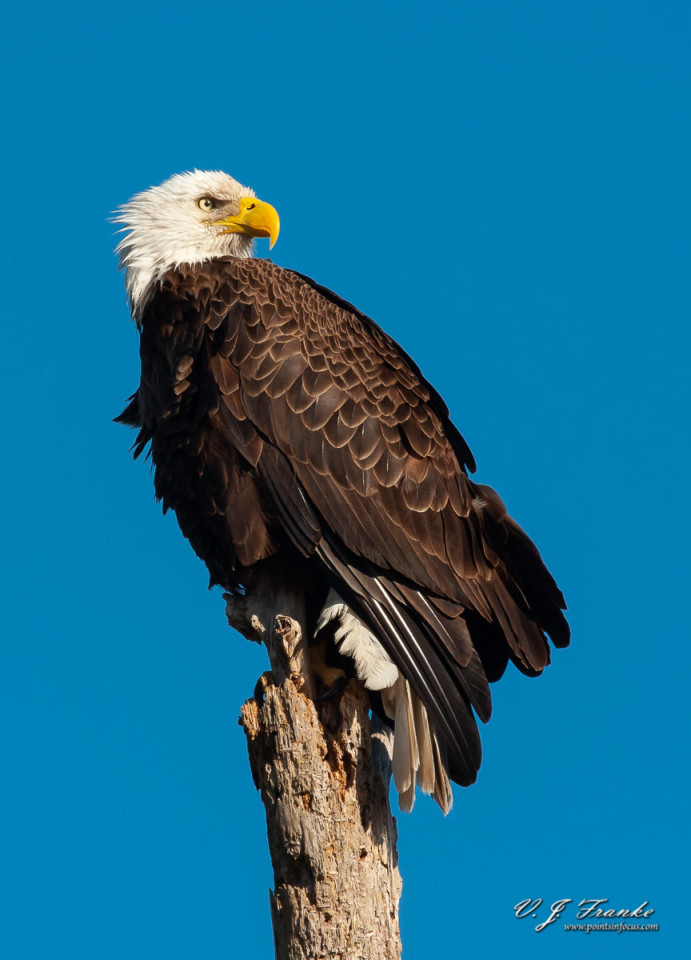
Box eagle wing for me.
[147,256,569,784]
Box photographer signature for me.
[514,898,655,932]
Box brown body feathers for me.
[118,256,569,788]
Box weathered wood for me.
[228,594,403,960]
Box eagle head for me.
[113,169,279,318]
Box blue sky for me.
[1,1,688,956]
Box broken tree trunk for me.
[226,585,403,960]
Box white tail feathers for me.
[381,676,453,815]
[317,590,454,814]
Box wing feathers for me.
[133,258,569,798]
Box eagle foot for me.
[309,637,347,701]
[315,674,347,702]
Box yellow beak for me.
[212,197,280,249]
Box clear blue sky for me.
[1,1,688,956]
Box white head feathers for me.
[113,170,257,317]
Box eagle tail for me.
[317,539,485,790]
[316,593,454,813]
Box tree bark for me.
[227,588,403,960]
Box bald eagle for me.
[115,170,569,813]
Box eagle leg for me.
[309,637,347,700]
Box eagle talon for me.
[315,674,347,702]
[308,636,347,700]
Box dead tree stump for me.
[227,590,403,960]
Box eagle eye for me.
[197,197,216,211]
